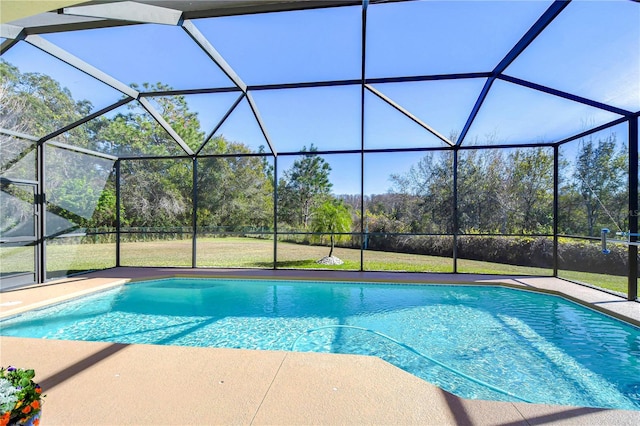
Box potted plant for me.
[0,367,45,426]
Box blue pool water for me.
[1,278,639,410]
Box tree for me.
[386,148,553,235]
[118,158,192,228]
[95,84,206,229]
[136,83,204,152]
[97,101,192,158]
[504,148,553,234]
[573,134,627,236]
[197,139,274,230]
[0,60,120,234]
[311,199,353,258]
[278,144,332,229]
[0,59,92,139]
[0,61,29,136]
[457,149,506,233]
[0,59,92,177]
[389,152,454,233]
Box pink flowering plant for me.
[0,367,44,426]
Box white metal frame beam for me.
[365,84,454,147]
[62,1,183,25]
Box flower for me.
[0,367,45,426]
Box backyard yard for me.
[2,237,629,295]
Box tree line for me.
[0,60,629,243]
[350,140,627,238]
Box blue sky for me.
[2,0,638,195]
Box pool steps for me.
[291,324,532,404]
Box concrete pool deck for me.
[1,267,639,425]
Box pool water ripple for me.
[1,278,639,410]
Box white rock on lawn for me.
[316,256,344,265]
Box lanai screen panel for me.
[557,123,630,296]
[44,145,117,279]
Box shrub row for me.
[557,238,628,276]
[72,230,630,276]
[362,234,628,276]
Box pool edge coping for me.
[0,279,130,319]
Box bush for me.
[557,238,627,276]
[363,234,628,276]
[457,235,553,269]
[366,234,453,257]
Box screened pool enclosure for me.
[1,0,638,299]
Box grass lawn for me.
[1,237,631,296]
[557,270,631,295]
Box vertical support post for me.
[273,156,278,270]
[553,144,559,276]
[452,148,459,273]
[37,142,46,283]
[192,157,198,268]
[360,151,365,273]
[115,160,121,267]
[31,183,38,285]
[359,0,368,273]
[628,116,638,301]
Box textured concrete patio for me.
[1,268,639,425]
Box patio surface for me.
[1,267,639,425]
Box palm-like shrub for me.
[311,200,353,258]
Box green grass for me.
[0,245,34,276]
[557,270,630,295]
[1,237,631,296]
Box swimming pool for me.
[1,278,639,410]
